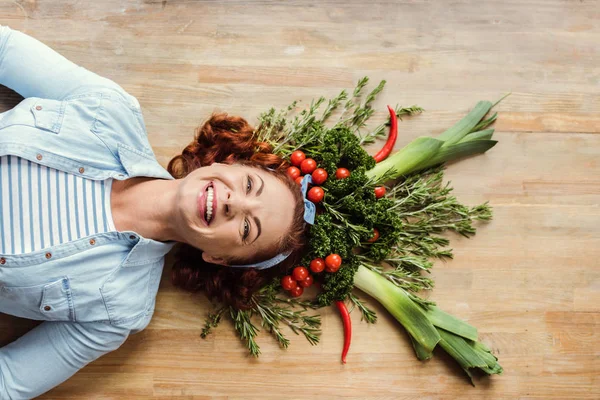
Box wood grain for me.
[1,0,599,398]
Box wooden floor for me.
[1,1,599,398]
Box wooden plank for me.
[0,0,598,398]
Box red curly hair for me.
[168,112,307,310]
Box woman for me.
[0,25,307,399]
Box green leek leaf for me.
[424,306,478,342]
[353,265,441,352]
[410,336,433,360]
[437,328,503,384]
[470,112,498,133]
[438,101,493,146]
[458,129,494,143]
[419,140,497,171]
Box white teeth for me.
[206,186,214,222]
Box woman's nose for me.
[225,191,260,216]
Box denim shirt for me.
[0,25,180,399]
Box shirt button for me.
[36,154,43,160]
[35,105,42,111]
[0,257,5,265]
[79,167,85,173]
[118,174,125,178]
[45,252,52,259]
[43,305,52,311]
[89,239,96,245]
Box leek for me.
[353,265,503,383]
[366,101,501,184]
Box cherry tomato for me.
[300,158,318,174]
[325,254,342,273]
[289,285,304,297]
[281,275,296,291]
[290,150,306,167]
[311,168,328,185]
[374,186,386,199]
[292,266,309,281]
[298,275,314,288]
[309,258,326,273]
[295,176,304,185]
[336,168,350,180]
[367,228,380,243]
[307,186,325,203]
[287,166,301,180]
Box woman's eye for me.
[243,219,250,240]
[246,176,252,194]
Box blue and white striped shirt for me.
[0,155,116,254]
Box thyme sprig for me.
[202,280,322,357]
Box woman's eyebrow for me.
[256,174,264,196]
[250,173,264,244]
[251,216,261,244]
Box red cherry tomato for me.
[289,285,304,297]
[336,168,350,179]
[374,186,386,199]
[325,254,342,273]
[292,266,309,281]
[300,158,318,174]
[295,176,304,185]
[307,186,325,203]
[311,168,328,185]
[309,258,325,273]
[298,275,314,288]
[290,150,306,167]
[367,228,380,243]
[287,166,301,180]
[281,275,296,291]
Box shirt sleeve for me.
[0,321,130,400]
[0,25,125,100]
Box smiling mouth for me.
[205,182,216,224]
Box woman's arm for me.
[0,25,124,100]
[0,321,130,399]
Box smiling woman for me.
[168,113,308,309]
[0,23,312,398]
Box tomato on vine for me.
[311,168,328,185]
[374,186,386,199]
[287,166,301,180]
[309,258,325,273]
[289,285,304,297]
[299,275,314,288]
[325,254,342,273]
[281,275,296,291]
[307,186,325,203]
[300,158,317,174]
[367,228,380,242]
[290,150,306,167]
[336,168,350,179]
[292,266,309,281]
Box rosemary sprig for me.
[200,306,227,338]
[230,308,262,356]
[348,292,378,323]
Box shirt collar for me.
[121,235,178,267]
[117,142,175,181]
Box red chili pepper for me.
[335,300,352,364]
[372,105,398,163]
[314,282,352,364]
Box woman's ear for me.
[201,252,229,266]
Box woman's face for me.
[175,162,295,265]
